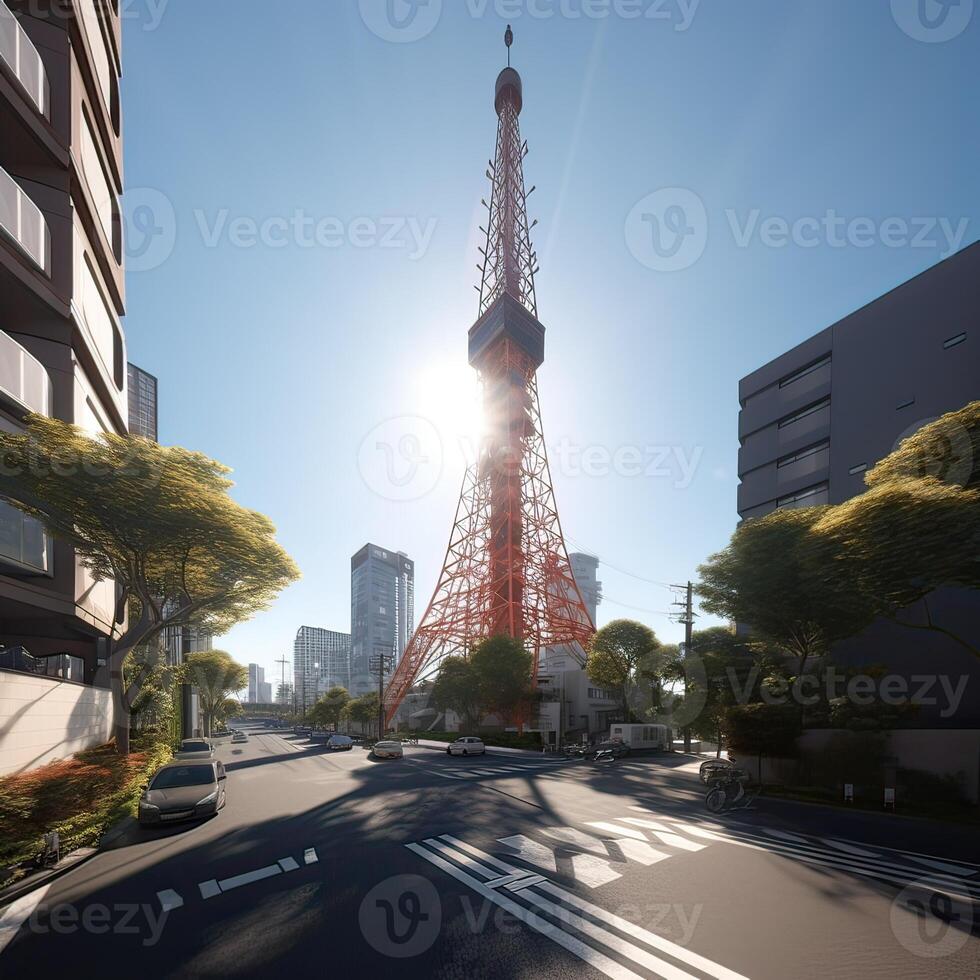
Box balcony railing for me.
[0,164,50,273]
[0,1,49,118]
[0,329,52,415]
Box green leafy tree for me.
[432,655,482,729]
[697,508,866,675]
[310,686,350,729]
[470,635,533,720]
[815,409,980,658]
[185,651,248,736]
[586,619,662,723]
[0,416,299,753]
[347,692,380,726]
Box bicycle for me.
[704,769,761,813]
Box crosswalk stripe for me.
[586,822,648,841]
[904,854,979,877]
[433,835,751,980]
[405,842,646,980]
[819,838,878,858]
[657,817,980,904]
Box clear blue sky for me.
[121,1,978,682]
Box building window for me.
[896,397,915,410]
[777,440,829,468]
[943,332,967,350]
[778,355,831,389]
[777,398,831,429]
[776,483,829,510]
[848,463,868,475]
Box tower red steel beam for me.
[384,27,594,729]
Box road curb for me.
[0,846,98,911]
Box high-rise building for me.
[248,663,265,704]
[127,363,158,441]
[0,2,129,774]
[738,244,980,727]
[350,545,414,697]
[293,626,351,713]
[258,680,272,704]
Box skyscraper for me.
[350,545,414,697]
[127,363,158,441]
[248,663,265,704]
[293,626,351,713]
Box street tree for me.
[696,508,865,675]
[185,651,248,736]
[310,686,350,730]
[815,414,980,658]
[346,692,380,727]
[431,655,482,729]
[0,415,300,753]
[586,619,662,723]
[470,635,533,720]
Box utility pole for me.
[370,653,393,740]
[671,581,696,753]
[275,655,290,715]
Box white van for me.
[608,724,672,751]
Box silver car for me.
[174,738,214,760]
[139,761,226,827]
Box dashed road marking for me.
[0,884,51,956]
[157,889,184,912]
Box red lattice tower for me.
[384,28,595,727]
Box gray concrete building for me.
[737,243,980,727]
[350,544,414,697]
[293,626,351,713]
[127,362,157,441]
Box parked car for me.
[372,740,404,759]
[231,732,248,744]
[293,726,313,737]
[447,736,486,757]
[594,739,630,759]
[174,738,214,760]
[327,734,354,751]
[139,761,226,827]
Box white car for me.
[373,740,404,759]
[327,734,354,751]
[447,737,486,757]
[231,732,248,744]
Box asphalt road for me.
[1,723,978,979]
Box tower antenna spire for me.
[505,23,513,67]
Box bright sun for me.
[413,356,485,467]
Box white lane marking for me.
[505,874,547,891]
[406,843,645,980]
[904,854,979,877]
[620,817,677,833]
[199,879,221,899]
[648,832,706,853]
[543,826,671,866]
[819,838,878,858]
[423,841,697,980]
[304,848,319,865]
[217,864,281,892]
[497,835,557,872]
[658,817,980,904]
[157,889,184,912]
[586,822,648,841]
[613,839,673,866]
[278,857,299,872]
[436,836,751,980]
[543,826,611,855]
[0,884,51,955]
[760,828,812,844]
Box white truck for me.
[608,723,672,751]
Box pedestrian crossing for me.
[408,805,980,904]
[406,812,979,978]
[421,758,580,780]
